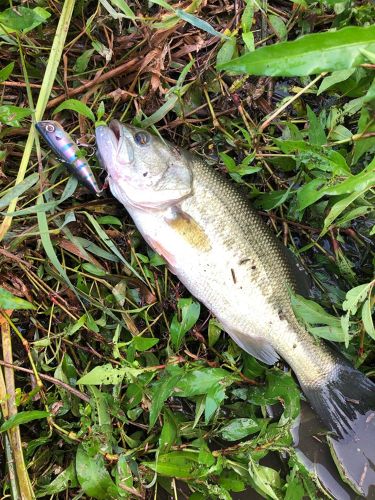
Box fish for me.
[36,120,102,195]
[95,120,375,495]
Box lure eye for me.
[134,131,150,146]
[46,123,55,133]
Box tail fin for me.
[302,362,375,496]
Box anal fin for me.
[227,329,279,365]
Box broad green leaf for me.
[291,293,341,327]
[248,458,280,500]
[170,298,200,349]
[110,0,136,18]
[77,364,127,385]
[218,25,375,76]
[36,461,78,497]
[362,297,375,340]
[143,451,209,478]
[205,384,226,422]
[321,189,367,234]
[220,418,260,441]
[53,99,95,122]
[241,0,256,33]
[0,287,35,310]
[0,173,39,210]
[0,105,32,127]
[76,445,120,499]
[307,325,347,342]
[131,336,159,351]
[149,365,183,428]
[0,62,14,83]
[82,263,107,276]
[208,319,222,347]
[175,368,236,397]
[342,283,372,315]
[0,411,50,432]
[74,49,95,73]
[160,409,178,452]
[306,105,326,146]
[0,6,50,34]
[96,215,122,226]
[216,37,237,66]
[269,14,287,41]
[317,68,356,95]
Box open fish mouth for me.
[95,120,134,172]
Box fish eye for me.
[46,123,55,133]
[134,131,150,146]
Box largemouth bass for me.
[96,120,375,495]
[36,120,102,195]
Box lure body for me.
[36,120,101,195]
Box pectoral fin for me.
[227,329,279,365]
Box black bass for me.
[36,120,102,195]
[95,120,375,495]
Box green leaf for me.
[149,0,174,11]
[175,368,236,397]
[96,215,122,226]
[0,287,35,310]
[37,196,76,294]
[254,188,292,210]
[53,99,95,122]
[0,62,14,83]
[218,25,375,76]
[175,9,228,39]
[140,94,179,127]
[269,14,287,41]
[362,298,375,340]
[74,49,95,73]
[160,409,178,452]
[36,461,78,497]
[143,451,209,478]
[0,105,32,127]
[0,411,50,432]
[149,365,183,428]
[76,445,120,499]
[205,384,226,422]
[220,418,260,441]
[321,189,367,235]
[0,6,50,34]
[77,364,127,385]
[170,298,200,350]
[216,37,237,66]
[82,263,107,276]
[306,105,326,146]
[0,173,39,210]
[248,458,280,500]
[342,283,372,315]
[110,0,136,18]
[317,68,356,95]
[291,293,341,327]
[131,336,159,351]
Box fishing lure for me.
[36,120,102,195]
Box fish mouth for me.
[95,120,134,172]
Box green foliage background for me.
[0,0,374,498]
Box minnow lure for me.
[36,120,102,195]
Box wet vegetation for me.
[0,0,374,498]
